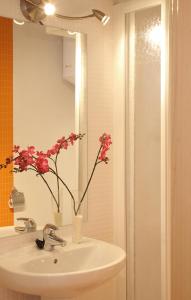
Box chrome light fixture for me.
[20,0,47,23]
[20,0,110,25]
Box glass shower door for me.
[126,6,162,300]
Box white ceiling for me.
[54,0,113,16]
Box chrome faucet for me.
[42,224,67,251]
[15,217,37,233]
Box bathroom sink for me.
[0,238,126,299]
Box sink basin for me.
[0,237,126,299]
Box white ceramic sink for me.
[0,237,126,299]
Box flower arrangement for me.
[0,133,112,216]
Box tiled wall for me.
[0,16,14,226]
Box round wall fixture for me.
[20,0,46,23]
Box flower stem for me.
[76,145,102,215]
[54,156,60,212]
[28,167,59,212]
[49,168,77,215]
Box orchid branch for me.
[49,167,77,215]
[1,133,111,217]
[27,166,59,211]
[76,145,102,215]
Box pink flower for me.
[46,144,60,156]
[46,133,81,158]
[12,133,84,173]
[27,146,35,155]
[99,133,112,163]
[62,140,68,149]
[69,133,77,145]
[52,144,60,154]
[14,147,35,171]
[99,133,112,147]
[13,145,20,153]
[35,157,49,174]
[6,157,12,165]
[57,137,65,144]
[99,149,107,161]
[57,137,68,150]
[15,156,28,171]
[15,154,33,171]
[19,150,27,158]
[36,151,47,158]
[46,149,52,157]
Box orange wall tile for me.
[0,16,14,226]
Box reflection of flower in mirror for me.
[35,156,49,174]
[2,133,84,213]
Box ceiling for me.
[54,0,113,16]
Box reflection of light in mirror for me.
[13,19,25,26]
[68,31,77,36]
[146,24,162,48]
[44,3,56,16]
[75,33,82,116]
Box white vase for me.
[54,212,63,227]
[72,214,83,243]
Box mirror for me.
[0,17,87,228]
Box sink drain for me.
[54,258,58,264]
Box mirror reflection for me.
[0,17,87,227]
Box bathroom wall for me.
[0,0,115,299]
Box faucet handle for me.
[17,217,29,221]
[43,223,58,231]
[15,217,37,233]
[43,224,58,238]
[43,223,58,233]
[40,224,66,251]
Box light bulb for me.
[102,15,110,26]
[44,3,56,16]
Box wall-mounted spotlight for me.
[20,0,110,26]
[56,9,110,26]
